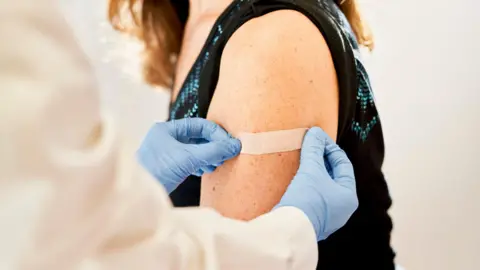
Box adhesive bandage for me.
[237,128,308,155]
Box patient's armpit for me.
[237,128,308,155]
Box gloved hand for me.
[275,127,358,241]
[137,118,241,194]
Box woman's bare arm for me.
[201,10,339,220]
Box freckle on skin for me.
[213,186,216,191]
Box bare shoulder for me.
[209,9,339,139]
[226,10,332,64]
[201,11,339,219]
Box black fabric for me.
[169,0,395,269]
[170,0,189,27]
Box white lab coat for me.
[0,1,318,269]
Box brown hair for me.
[108,0,374,88]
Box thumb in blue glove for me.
[274,127,358,241]
[137,118,241,193]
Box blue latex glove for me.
[275,127,358,241]
[137,118,241,193]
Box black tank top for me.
[169,0,395,268]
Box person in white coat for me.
[0,1,358,269]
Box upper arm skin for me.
[201,10,339,220]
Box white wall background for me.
[59,0,480,269]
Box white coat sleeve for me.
[0,1,318,270]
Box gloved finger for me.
[168,118,232,142]
[192,164,222,177]
[212,161,224,167]
[299,127,328,170]
[198,165,217,174]
[188,138,241,166]
[324,141,356,191]
[193,169,204,177]
[324,158,333,177]
[187,138,209,145]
